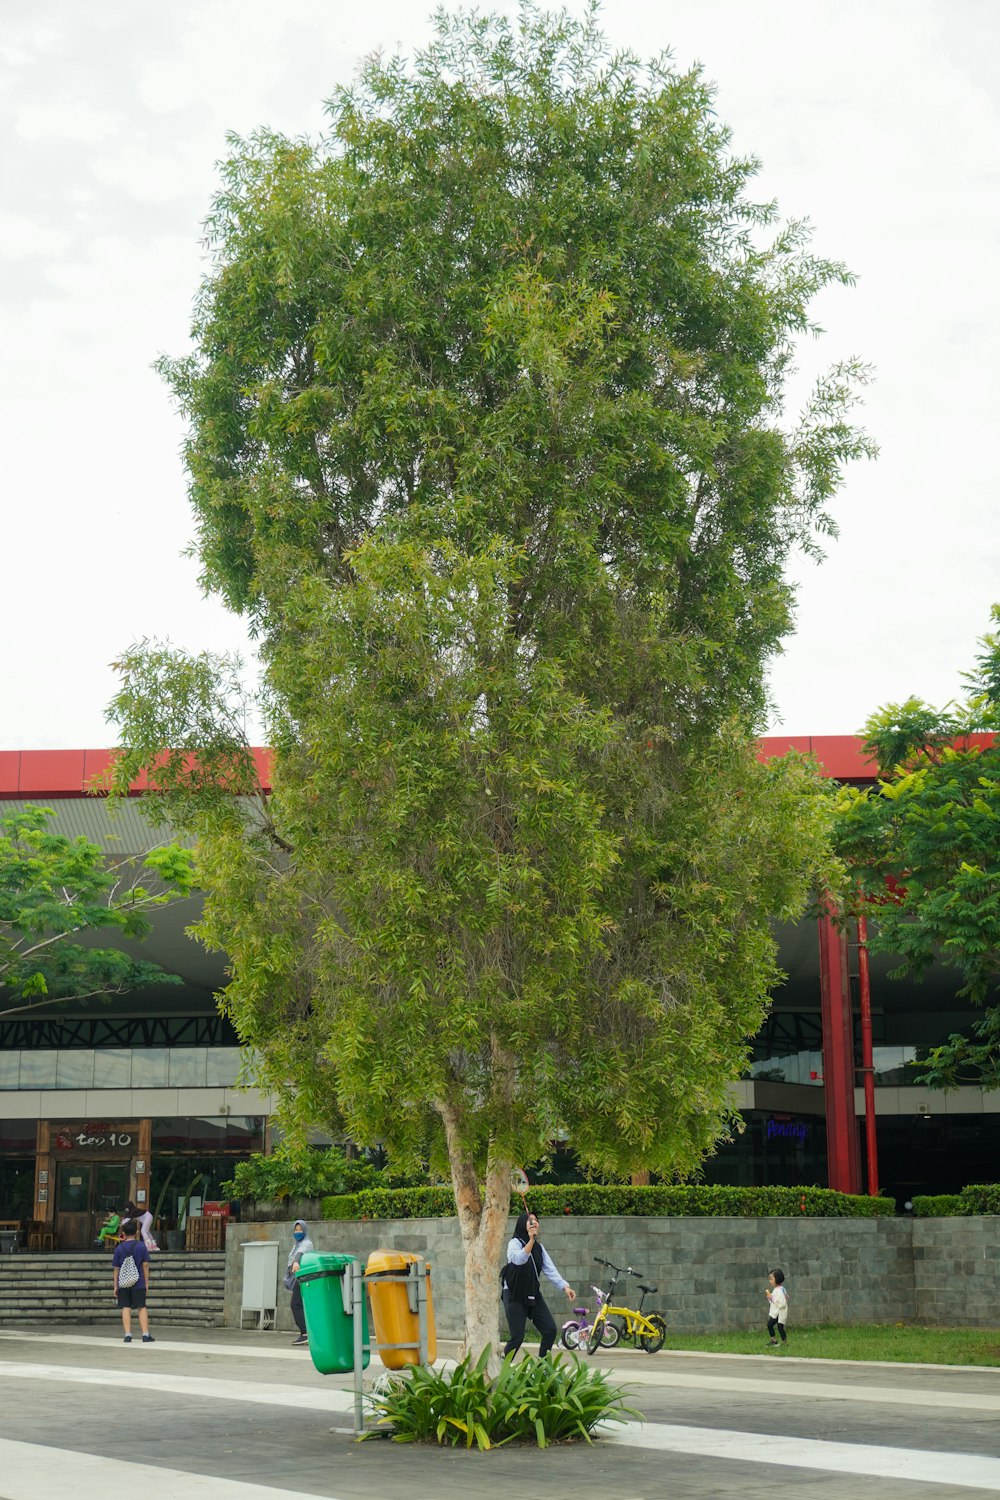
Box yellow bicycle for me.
[586,1257,667,1355]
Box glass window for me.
[55,1050,95,1088]
[18,1052,57,1087]
[205,1049,242,1087]
[134,1049,170,1087]
[0,1052,20,1088]
[168,1049,207,1087]
[56,1162,91,1213]
[92,1050,132,1088]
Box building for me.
[0,740,991,1239]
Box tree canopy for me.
[0,804,195,1016]
[109,5,867,1354]
[835,608,1000,1086]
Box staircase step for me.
[0,1251,225,1327]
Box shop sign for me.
[54,1123,134,1151]
[766,1117,808,1144]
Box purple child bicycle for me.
[560,1283,621,1351]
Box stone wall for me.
[912,1216,1000,1325]
[224,1215,1000,1337]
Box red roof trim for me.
[5,736,991,798]
[0,748,275,799]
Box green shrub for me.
[911,1194,964,1217]
[322,1182,896,1220]
[959,1183,1000,1215]
[364,1345,639,1449]
[221,1148,385,1202]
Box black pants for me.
[503,1289,557,1357]
[291,1278,306,1334]
[767,1316,787,1343]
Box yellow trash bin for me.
[365,1249,437,1369]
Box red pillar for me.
[818,911,861,1194]
[856,915,880,1195]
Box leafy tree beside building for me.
[836,608,1000,1086]
[0,803,194,1016]
[109,7,869,1357]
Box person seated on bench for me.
[95,1211,122,1247]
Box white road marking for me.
[0,1361,356,1413]
[2,1352,999,1491]
[0,1330,344,1362]
[0,1438,342,1500]
[601,1419,1000,1492]
[590,1365,1000,1411]
[0,1330,392,1368]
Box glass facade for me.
[748,1009,975,1089]
[0,1048,243,1090]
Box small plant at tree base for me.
[363,1345,640,1449]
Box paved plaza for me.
[0,1324,999,1498]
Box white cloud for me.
[15,100,123,144]
[1,0,999,746]
[92,139,218,203]
[0,213,72,258]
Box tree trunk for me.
[439,1103,512,1371]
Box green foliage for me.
[364,1345,639,1449]
[324,1183,895,1220]
[911,1194,964,1217]
[657,1324,1000,1366]
[0,803,195,1011]
[221,1147,388,1201]
[835,607,1000,1084]
[958,1183,1000,1215]
[106,5,869,1348]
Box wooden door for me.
[56,1163,92,1250]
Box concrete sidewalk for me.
[1,1324,999,1498]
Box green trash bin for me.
[297,1252,370,1375]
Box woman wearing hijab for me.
[285,1218,314,1346]
[501,1210,576,1357]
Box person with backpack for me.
[501,1210,576,1358]
[112,1219,154,1343]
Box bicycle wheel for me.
[639,1314,667,1354]
[561,1322,582,1351]
[600,1320,621,1349]
[586,1316,607,1355]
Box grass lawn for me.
[662,1323,1000,1367]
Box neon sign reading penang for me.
[766,1118,808,1144]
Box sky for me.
[1,0,997,749]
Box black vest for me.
[503,1239,543,1305]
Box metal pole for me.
[352,1261,364,1437]
[416,1257,428,1366]
[856,914,880,1195]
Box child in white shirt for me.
[765,1267,788,1346]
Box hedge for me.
[958,1184,1000,1214]
[911,1194,964,1217]
[321,1183,897,1220]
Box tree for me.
[107,6,868,1359]
[0,804,195,1016]
[835,607,1000,1086]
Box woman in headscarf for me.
[285,1218,314,1346]
[501,1210,576,1358]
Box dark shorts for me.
[117,1283,147,1309]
